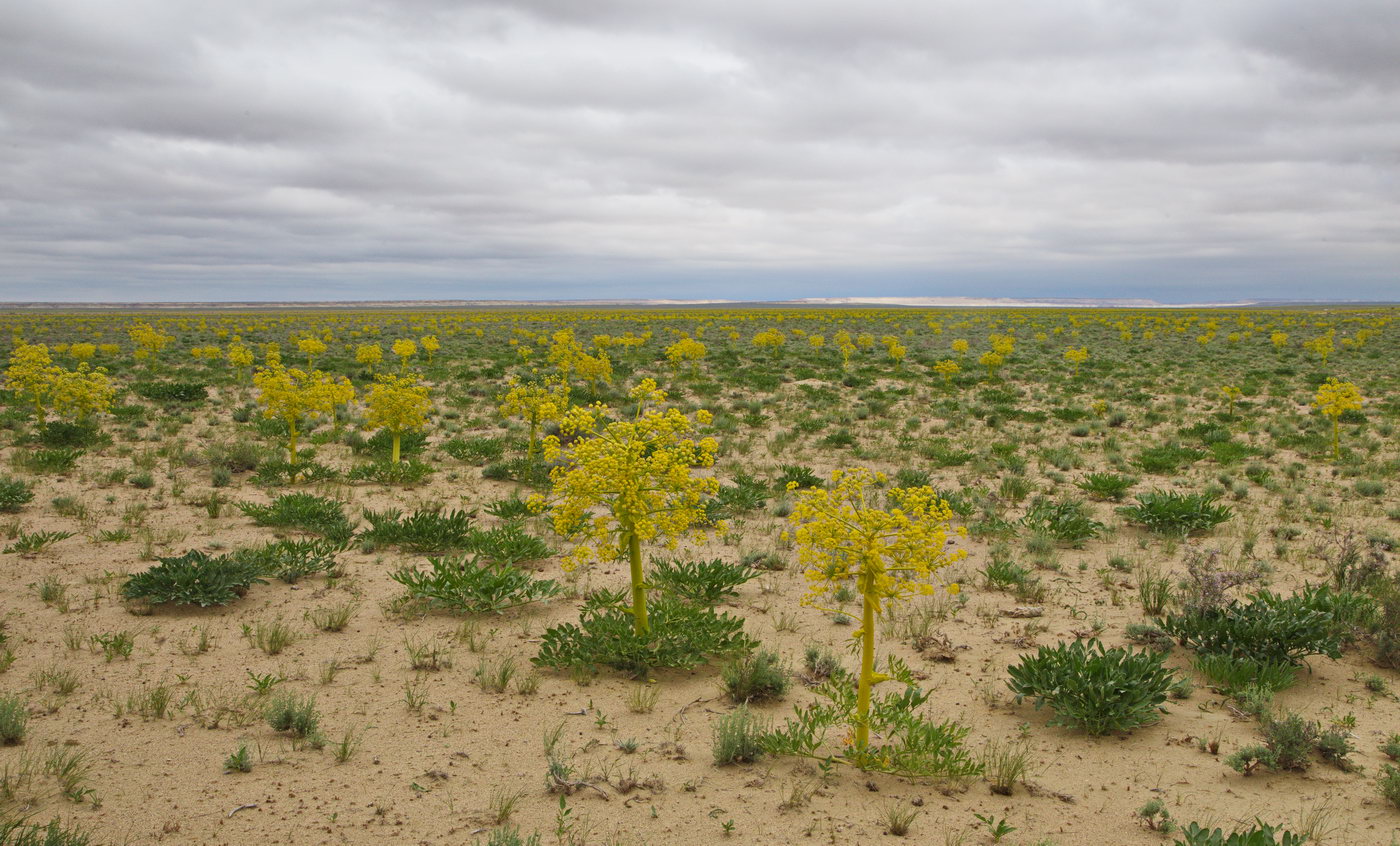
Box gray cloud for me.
[1,0,1397,302]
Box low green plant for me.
[1379,763,1400,809]
[16,448,83,474]
[0,818,93,845]
[650,557,760,605]
[1192,653,1298,694]
[1133,442,1204,474]
[1019,497,1104,547]
[346,459,435,486]
[442,435,506,464]
[391,555,561,614]
[720,649,790,704]
[3,529,75,556]
[761,658,981,780]
[1158,586,1347,666]
[1225,712,1317,775]
[122,550,268,606]
[224,744,252,773]
[1172,821,1305,846]
[534,592,755,677]
[238,493,354,541]
[232,537,345,584]
[1118,490,1233,536]
[466,522,553,566]
[247,618,298,655]
[0,694,28,744]
[484,495,533,521]
[358,507,475,553]
[265,692,323,746]
[713,705,769,765]
[1006,639,1176,735]
[0,477,34,513]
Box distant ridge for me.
[1,297,1394,310]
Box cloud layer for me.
[2,1,1398,301]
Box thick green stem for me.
[392,431,401,464]
[1332,417,1340,461]
[854,592,876,760]
[287,420,299,465]
[626,529,649,636]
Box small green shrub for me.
[1133,443,1205,474]
[0,818,92,846]
[1006,639,1176,735]
[1117,490,1233,536]
[17,448,82,474]
[1171,820,1305,846]
[132,381,207,403]
[36,421,108,449]
[466,522,553,566]
[358,507,475,553]
[534,593,755,677]
[122,550,268,606]
[1075,472,1136,501]
[265,693,323,746]
[0,694,28,744]
[1018,497,1103,548]
[233,538,345,584]
[650,557,760,605]
[352,428,427,459]
[442,436,506,464]
[1159,586,1348,666]
[346,459,435,486]
[391,556,561,614]
[721,649,790,704]
[0,477,34,512]
[1379,763,1400,809]
[239,493,354,541]
[713,705,769,765]
[1192,654,1297,694]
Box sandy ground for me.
[2,375,1398,846]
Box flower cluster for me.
[365,374,432,463]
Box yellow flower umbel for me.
[951,338,969,358]
[365,374,432,463]
[1304,333,1334,366]
[1064,346,1088,377]
[1313,377,1363,461]
[420,335,440,363]
[498,377,570,459]
[786,469,966,761]
[533,379,718,636]
[253,364,354,473]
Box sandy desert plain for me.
[0,305,1397,846]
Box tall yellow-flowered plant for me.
[933,359,960,385]
[1220,385,1242,418]
[297,337,327,368]
[392,339,417,372]
[498,377,570,458]
[4,343,61,418]
[48,363,116,423]
[1314,377,1363,461]
[355,343,383,372]
[664,337,707,374]
[785,468,965,762]
[128,321,173,363]
[1064,346,1088,377]
[365,375,432,463]
[531,379,718,636]
[420,335,440,364]
[253,364,354,474]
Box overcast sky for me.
[2,1,1398,303]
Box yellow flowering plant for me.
[932,359,960,385]
[1064,346,1089,377]
[253,364,354,474]
[297,337,327,368]
[420,335,440,363]
[128,321,173,362]
[48,363,116,423]
[1220,385,1242,417]
[497,376,570,458]
[3,343,61,418]
[530,379,718,636]
[365,374,432,463]
[979,350,1005,379]
[391,338,417,372]
[355,343,383,371]
[1313,377,1363,460]
[664,337,707,374]
[784,468,966,761]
